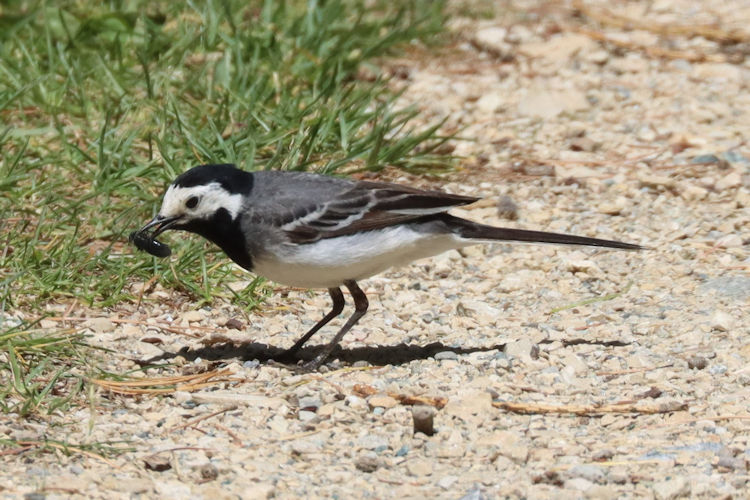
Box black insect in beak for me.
[129,215,180,257]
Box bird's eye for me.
[185,196,199,209]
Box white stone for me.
[715,170,742,190]
[86,318,115,334]
[716,234,743,248]
[182,310,203,322]
[711,310,735,332]
[693,63,744,82]
[565,477,595,492]
[638,173,675,189]
[679,182,708,201]
[406,459,433,476]
[653,476,690,500]
[554,164,601,179]
[154,480,192,500]
[475,93,504,114]
[473,27,510,56]
[504,338,536,361]
[444,390,492,420]
[518,89,589,119]
[736,189,750,207]
[519,33,597,61]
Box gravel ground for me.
[4,1,750,498]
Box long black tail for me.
[445,215,643,250]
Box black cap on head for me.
[173,164,254,194]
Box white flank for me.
[253,226,471,289]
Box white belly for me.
[253,226,468,288]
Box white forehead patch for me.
[159,182,244,221]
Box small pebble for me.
[298,396,322,411]
[181,400,198,409]
[224,318,244,330]
[691,153,722,164]
[565,477,595,492]
[182,310,203,323]
[144,455,171,472]
[198,463,219,481]
[86,318,115,334]
[457,486,488,500]
[243,359,260,369]
[652,476,690,500]
[412,405,435,436]
[395,445,409,457]
[437,475,458,489]
[569,136,598,152]
[567,464,605,483]
[298,410,317,422]
[354,452,381,473]
[496,195,519,220]
[711,310,734,331]
[715,234,743,248]
[407,459,433,477]
[346,395,367,408]
[709,364,728,375]
[687,356,708,370]
[716,171,742,190]
[493,351,512,370]
[504,338,539,360]
[591,449,614,461]
[368,395,399,409]
[434,351,458,361]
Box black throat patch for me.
[179,208,253,271]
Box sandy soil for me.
[3,1,749,498]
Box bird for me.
[132,163,642,370]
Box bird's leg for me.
[304,280,369,370]
[279,287,345,360]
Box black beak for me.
[137,215,181,237]
[130,215,181,258]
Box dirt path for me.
[4,1,749,498]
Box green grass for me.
[0,436,133,461]
[1,0,450,311]
[0,0,451,419]
[0,318,88,416]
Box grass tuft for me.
[0,437,133,463]
[0,319,88,416]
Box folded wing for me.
[281,180,479,244]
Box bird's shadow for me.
[143,340,507,368]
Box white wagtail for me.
[132,163,641,369]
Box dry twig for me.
[90,368,238,395]
[353,383,447,409]
[577,28,731,63]
[168,405,238,433]
[573,1,748,45]
[493,400,687,415]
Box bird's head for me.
[132,164,253,257]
